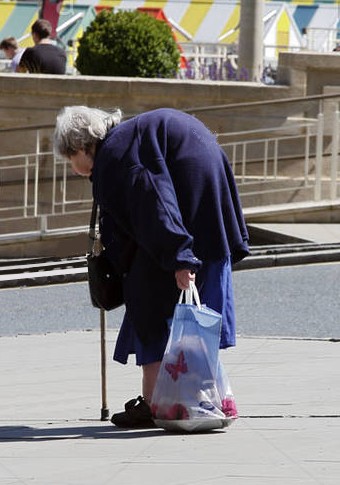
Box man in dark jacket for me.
[19,19,66,74]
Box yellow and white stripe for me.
[3,0,339,53]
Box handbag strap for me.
[88,200,98,253]
[178,281,201,309]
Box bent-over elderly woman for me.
[54,106,249,429]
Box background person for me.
[0,37,25,72]
[54,106,249,428]
[18,19,66,74]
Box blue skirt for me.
[113,258,236,366]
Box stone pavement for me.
[0,329,339,485]
[250,223,340,244]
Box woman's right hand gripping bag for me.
[150,282,238,432]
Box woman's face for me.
[69,149,94,177]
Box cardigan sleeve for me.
[124,164,202,273]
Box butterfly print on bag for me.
[165,351,188,381]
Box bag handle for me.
[178,281,201,309]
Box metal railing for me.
[217,110,340,205]
[0,101,339,240]
[0,124,92,238]
[0,151,92,220]
[219,116,315,203]
[305,27,340,53]
[177,42,301,81]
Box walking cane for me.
[88,202,110,421]
[100,308,110,421]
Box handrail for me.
[184,93,340,114]
[217,119,317,139]
[1,92,340,130]
[0,124,56,133]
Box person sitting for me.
[18,19,66,74]
[0,37,25,72]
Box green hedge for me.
[76,10,180,78]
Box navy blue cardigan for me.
[92,108,249,342]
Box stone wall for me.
[1,50,340,156]
[0,72,297,157]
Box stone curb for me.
[0,247,339,288]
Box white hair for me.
[54,105,122,157]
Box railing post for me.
[232,144,237,173]
[330,108,339,200]
[314,112,324,201]
[304,125,311,186]
[40,215,48,234]
[62,157,67,214]
[194,45,200,79]
[52,154,57,215]
[263,139,268,180]
[242,143,247,183]
[273,139,278,178]
[24,155,29,218]
[34,129,40,217]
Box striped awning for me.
[1,1,339,52]
[72,0,339,44]
[56,5,96,47]
[0,2,96,49]
[90,0,242,43]
[0,2,38,47]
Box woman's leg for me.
[111,361,161,427]
[142,361,161,403]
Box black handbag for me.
[87,201,124,311]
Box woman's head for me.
[54,105,122,159]
[0,37,18,58]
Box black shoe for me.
[111,396,156,429]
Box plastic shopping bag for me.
[150,282,238,432]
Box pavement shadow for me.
[0,424,164,442]
[0,424,224,441]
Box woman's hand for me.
[175,269,195,290]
